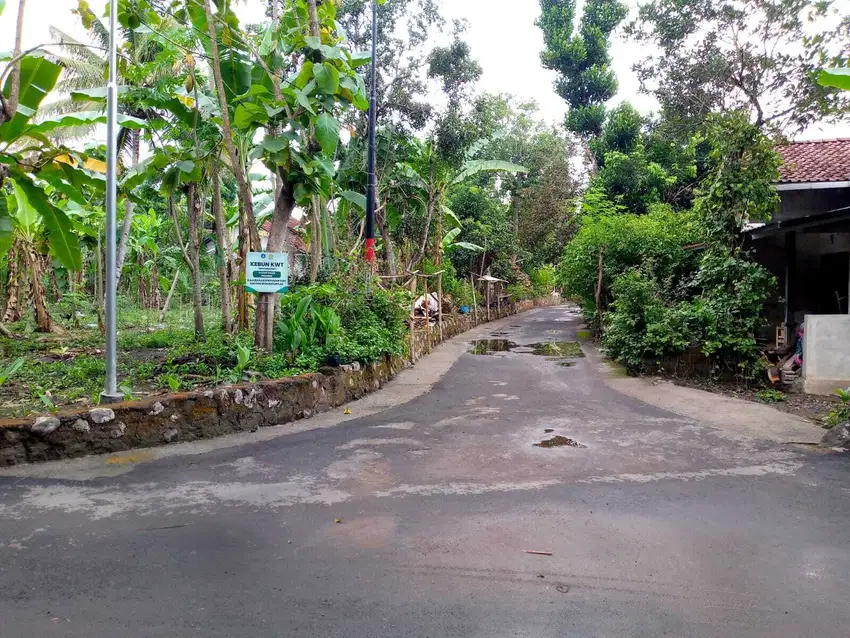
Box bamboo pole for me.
[470,274,478,324]
[437,272,443,341]
[409,277,416,363]
[424,276,431,353]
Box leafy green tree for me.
[601,113,780,374]
[627,0,850,135]
[589,103,701,214]
[471,94,579,266]
[537,0,628,138]
[338,0,445,132]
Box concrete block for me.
[803,315,850,395]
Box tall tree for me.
[337,0,445,132]
[627,0,850,135]
[537,0,627,138]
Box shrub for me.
[603,253,775,375]
[530,265,557,297]
[275,275,410,368]
[823,388,850,428]
[507,282,532,302]
[557,204,703,315]
[603,270,667,372]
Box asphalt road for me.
[2,306,849,637]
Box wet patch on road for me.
[529,341,584,358]
[470,339,517,355]
[469,339,584,359]
[534,435,586,449]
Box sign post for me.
[245,252,290,294]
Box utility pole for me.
[364,0,377,264]
[101,0,122,403]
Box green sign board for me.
[245,252,289,294]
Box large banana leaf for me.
[0,52,62,143]
[23,111,146,137]
[69,86,130,101]
[0,191,13,256]
[451,160,528,186]
[340,190,366,211]
[14,178,82,271]
[819,68,850,90]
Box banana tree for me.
[0,41,137,331]
[398,137,527,271]
[178,0,369,349]
[2,182,62,331]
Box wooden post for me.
[784,231,796,338]
[438,272,443,342]
[595,246,605,332]
[424,276,431,353]
[486,282,491,322]
[470,274,478,324]
[409,278,416,363]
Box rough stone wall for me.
[0,297,556,467]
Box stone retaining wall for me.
[0,297,555,467]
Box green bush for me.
[603,252,775,375]
[274,276,410,368]
[557,204,703,315]
[530,265,556,297]
[603,270,668,372]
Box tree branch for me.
[3,0,28,122]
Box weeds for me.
[756,388,786,403]
[823,387,850,428]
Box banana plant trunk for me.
[212,163,233,334]
[22,241,53,332]
[186,184,206,341]
[309,195,322,283]
[2,243,22,323]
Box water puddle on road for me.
[530,342,585,358]
[534,435,586,449]
[469,339,517,355]
[469,340,585,363]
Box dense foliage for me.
[538,0,628,137]
[0,0,844,412]
[600,115,780,376]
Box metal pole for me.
[101,0,122,403]
[364,0,378,263]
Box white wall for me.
[804,315,850,395]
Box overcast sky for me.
[1,0,846,140]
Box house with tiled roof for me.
[746,138,850,394]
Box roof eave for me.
[775,180,850,191]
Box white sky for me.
[1,0,846,140]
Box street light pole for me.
[364,0,378,264]
[101,0,122,403]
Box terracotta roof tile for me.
[777,139,850,184]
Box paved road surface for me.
[2,306,849,637]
